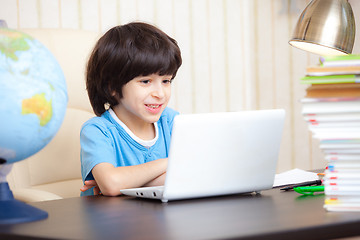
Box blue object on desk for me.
[0,182,48,224]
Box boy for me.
[80,22,182,196]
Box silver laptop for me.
[120,109,285,203]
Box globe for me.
[0,27,68,164]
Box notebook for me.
[120,109,285,203]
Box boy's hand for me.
[80,180,101,195]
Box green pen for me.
[293,186,325,196]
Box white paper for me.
[273,168,320,187]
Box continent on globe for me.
[22,93,52,126]
[0,29,30,61]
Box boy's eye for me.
[141,80,150,84]
[163,79,172,84]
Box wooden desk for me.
[1,188,360,240]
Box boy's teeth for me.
[147,104,159,108]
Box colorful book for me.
[324,172,360,180]
[324,195,360,212]
[312,128,360,132]
[320,143,360,149]
[325,155,360,162]
[327,162,360,169]
[301,97,360,103]
[324,174,360,181]
[325,186,360,196]
[320,55,360,67]
[303,113,360,123]
[306,83,360,90]
[323,171,360,176]
[313,132,360,140]
[305,83,360,98]
[308,122,360,128]
[323,149,360,155]
[309,127,360,139]
[324,180,360,186]
[301,74,360,84]
[325,196,360,206]
[320,140,360,144]
[324,205,360,212]
[306,66,360,76]
[301,98,360,114]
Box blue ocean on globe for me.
[0,28,68,164]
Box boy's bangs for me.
[129,48,179,78]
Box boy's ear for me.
[110,90,121,102]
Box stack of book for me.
[300,55,360,212]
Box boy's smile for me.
[145,104,163,114]
[112,74,172,138]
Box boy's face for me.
[114,73,172,127]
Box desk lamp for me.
[288,0,355,56]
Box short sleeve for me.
[80,121,117,182]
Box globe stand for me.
[0,164,48,224]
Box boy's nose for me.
[151,84,165,98]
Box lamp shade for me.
[289,0,355,56]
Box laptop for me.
[120,109,285,203]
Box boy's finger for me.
[84,180,97,186]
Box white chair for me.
[6,29,98,202]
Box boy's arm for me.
[144,172,166,187]
[80,173,166,195]
[91,158,168,196]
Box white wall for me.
[1,0,359,172]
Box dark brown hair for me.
[86,22,182,116]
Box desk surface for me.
[1,188,360,240]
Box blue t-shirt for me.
[80,107,179,196]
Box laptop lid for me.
[161,109,285,202]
